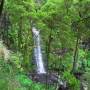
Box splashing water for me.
[32,27,46,74]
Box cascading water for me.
[30,27,66,87]
[32,27,46,74]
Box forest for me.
[0,0,90,90]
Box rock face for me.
[58,85,69,90]
[0,41,10,61]
[29,72,68,90]
[29,73,59,84]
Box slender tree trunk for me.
[46,28,53,60]
[45,28,53,90]
[0,0,4,16]
[64,0,69,14]
[72,29,79,73]
[18,17,22,51]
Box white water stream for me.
[32,27,46,74]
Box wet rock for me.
[29,73,59,84]
[58,85,69,90]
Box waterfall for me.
[32,27,46,74]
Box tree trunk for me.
[18,17,22,51]
[46,28,53,60]
[72,29,79,73]
[0,0,4,16]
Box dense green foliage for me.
[0,0,90,90]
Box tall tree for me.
[0,0,4,16]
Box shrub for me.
[63,71,80,90]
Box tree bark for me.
[18,17,22,51]
[72,29,79,73]
[46,28,53,60]
[0,0,4,16]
